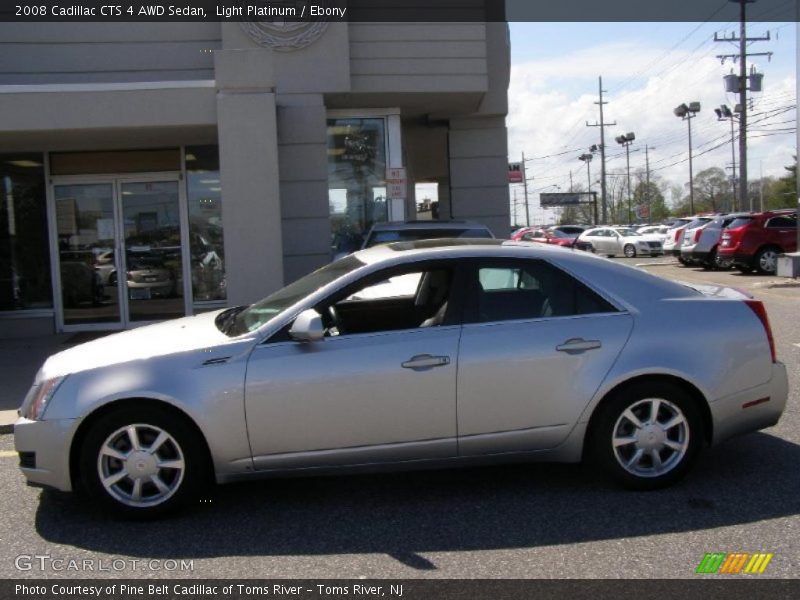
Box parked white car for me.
[578,227,664,258]
[636,225,670,243]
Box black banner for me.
[4,579,800,600]
[1,0,798,23]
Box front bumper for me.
[14,417,78,492]
[709,362,788,446]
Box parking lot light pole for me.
[674,102,701,214]
[615,132,635,224]
[715,104,739,211]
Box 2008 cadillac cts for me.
[15,240,787,517]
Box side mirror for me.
[289,309,325,342]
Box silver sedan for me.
[15,240,788,517]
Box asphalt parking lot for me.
[0,255,798,579]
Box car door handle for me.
[402,354,450,369]
[556,338,602,352]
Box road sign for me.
[508,162,524,184]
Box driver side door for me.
[244,260,463,471]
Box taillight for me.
[673,229,681,242]
[745,300,776,363]
[694,229,702,243]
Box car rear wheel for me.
[79,405,209,518]
[623,244,637,258]
[755,247,780,275]
[590,381,702,490]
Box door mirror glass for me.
[289,309,325,342]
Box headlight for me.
[25,376,66,421]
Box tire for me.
[589,380,703,490]
[623,244,637,258]
[677,257,689,266]
[755,247,780,275]
[79,405,210,518]
[702,247,718,270]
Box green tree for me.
[763,156,797,210]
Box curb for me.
[0,424,13,435]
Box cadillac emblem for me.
[240,1,331,52]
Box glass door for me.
[118,180,185,323]
[54,183,123,328]
[52,177,187,330]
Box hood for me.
[39,310,246,380]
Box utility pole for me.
[645,145,652,224]
[715,0,772,211]
[587,76,616,224]
[521,152,530,227]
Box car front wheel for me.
[623,244,637,258]
[79,405,209,518]
[590,381,702,490]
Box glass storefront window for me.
[0,154,52,311]
[327,118,388,256]
[185,146,226,303]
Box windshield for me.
[686,218,712,229]
[221,255,365,336]
[554,226,584,235]
[615,228,640,236]
[669,219,691,229]
[365,227,491,248]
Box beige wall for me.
[0,23,220,85]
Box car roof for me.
[367,220,490,231]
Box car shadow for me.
[34,432,800,570]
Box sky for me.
[508,20,797,224]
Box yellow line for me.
[0,451,17,458]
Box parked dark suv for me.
[717,209,797,274]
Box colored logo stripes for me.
[696,552,773,574]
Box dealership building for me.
[0,19,510,337]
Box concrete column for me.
[215,49,284,305]
[448,116,510,236]
[277,94,331,283]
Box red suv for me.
[512,227,574,247]
[718,209,797,274]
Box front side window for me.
[468,259,617,323]
[320,263,456,336]
[766,215,797,228]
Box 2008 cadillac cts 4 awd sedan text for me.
[15,240,787,517]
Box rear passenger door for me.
[456,258,633,455]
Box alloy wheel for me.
[611,398,689,478]
[97,423,185,508]
[758,250,778,274]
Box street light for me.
[579,152,599,225]
[714,104,741,211]
[615,132,635,224]
[674,101,701,214]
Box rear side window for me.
[469,259,617,323]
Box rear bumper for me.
[709,362,788,446]
[14,417,78,492]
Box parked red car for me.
[511,227,574,247]
[718,209,797,274]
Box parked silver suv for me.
[686,213,751,269]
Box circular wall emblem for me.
[240,1,330,52]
